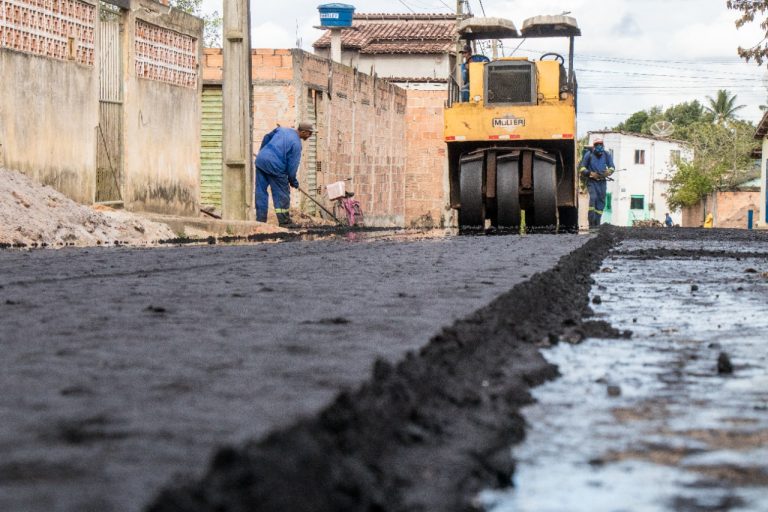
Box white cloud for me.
[250,21,296,48]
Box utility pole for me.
[455,0,463,98]
[221,0,253,220]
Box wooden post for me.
[221,0,253,220]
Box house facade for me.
[0,0,203,216]
[312,13,454,89]
[587,131,693,227]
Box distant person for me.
[579,138,615,229]
[665,212,673,227]
[703,212,714,228]
[255,122,313,227]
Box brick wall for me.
[202,48,448,226]
[404,89,447,227]
[682,191,761,228]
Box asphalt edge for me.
[146,227,624,512]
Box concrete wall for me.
[315,49,450,81]
[683,191,761,229]
[123,0,203,216]
[0,0,99,204]
[762,137,768,227]
[1,0,202,216]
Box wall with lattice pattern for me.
[0,0,94,65]
[134,19,197,88]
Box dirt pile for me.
[0,167,176,248]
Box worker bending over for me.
[255,122,313,227]
[579,138,615,228]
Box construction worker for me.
[579,138,615,228]
[255,122,313,226]
[665,212,673,227]
[703,212,714,228]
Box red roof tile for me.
[313,15,455,54]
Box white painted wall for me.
[588,132,692,227]
[314,49,450,80]
[762,137,768,228]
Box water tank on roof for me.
[318,3,355,28]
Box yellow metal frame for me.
[445,59,576,142]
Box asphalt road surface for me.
[0,232,590,512]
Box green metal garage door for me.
[201,85,223,209]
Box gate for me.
[200,85,224,209]
[304,89,319,215]
[96,6,123,204]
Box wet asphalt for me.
[0,232,590,512]
[480,234,768,512]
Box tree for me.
[704,89,746,123]
[171,0,222,48]
[666,120,757,210]
[728,0,768,65]
[613,101,707,139]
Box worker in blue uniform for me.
[255,122,313,226]
[579,138,615,228]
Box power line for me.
[476,0,486,16]
[397,0,416,13]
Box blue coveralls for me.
[254,127,303,224]
[579,150,615,228]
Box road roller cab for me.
[445,15,581,231]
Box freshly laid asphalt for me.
[0,232,590,512]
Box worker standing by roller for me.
[255,122,313,227]
[579,138,615,229]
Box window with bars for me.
[635,149,645,164]
[630,195,645,210]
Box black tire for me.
[459,155,485,229]
[558,206,579,233]
[531,156,558,229]
[496,153,521,230]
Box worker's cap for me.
[592,138,604,145]
[297,121,314,132]
[462,45,472,53]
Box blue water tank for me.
[318,3,355,28]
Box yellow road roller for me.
[445,15,581,231]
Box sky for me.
[200,0,768,135]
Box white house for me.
[753,112,768,228]
[313,13,454,91]
[587,131,693,227]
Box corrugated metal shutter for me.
[201,85,223,209]
[305,90,318,215]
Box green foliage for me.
[171,0,222,47]
[727,0,768,65]
[704,89,746,123]
[615,110,649,133]
[667,159,714,211]
[666,120,757,209]
[613,101,709,139]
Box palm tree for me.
[705,89,745,123]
